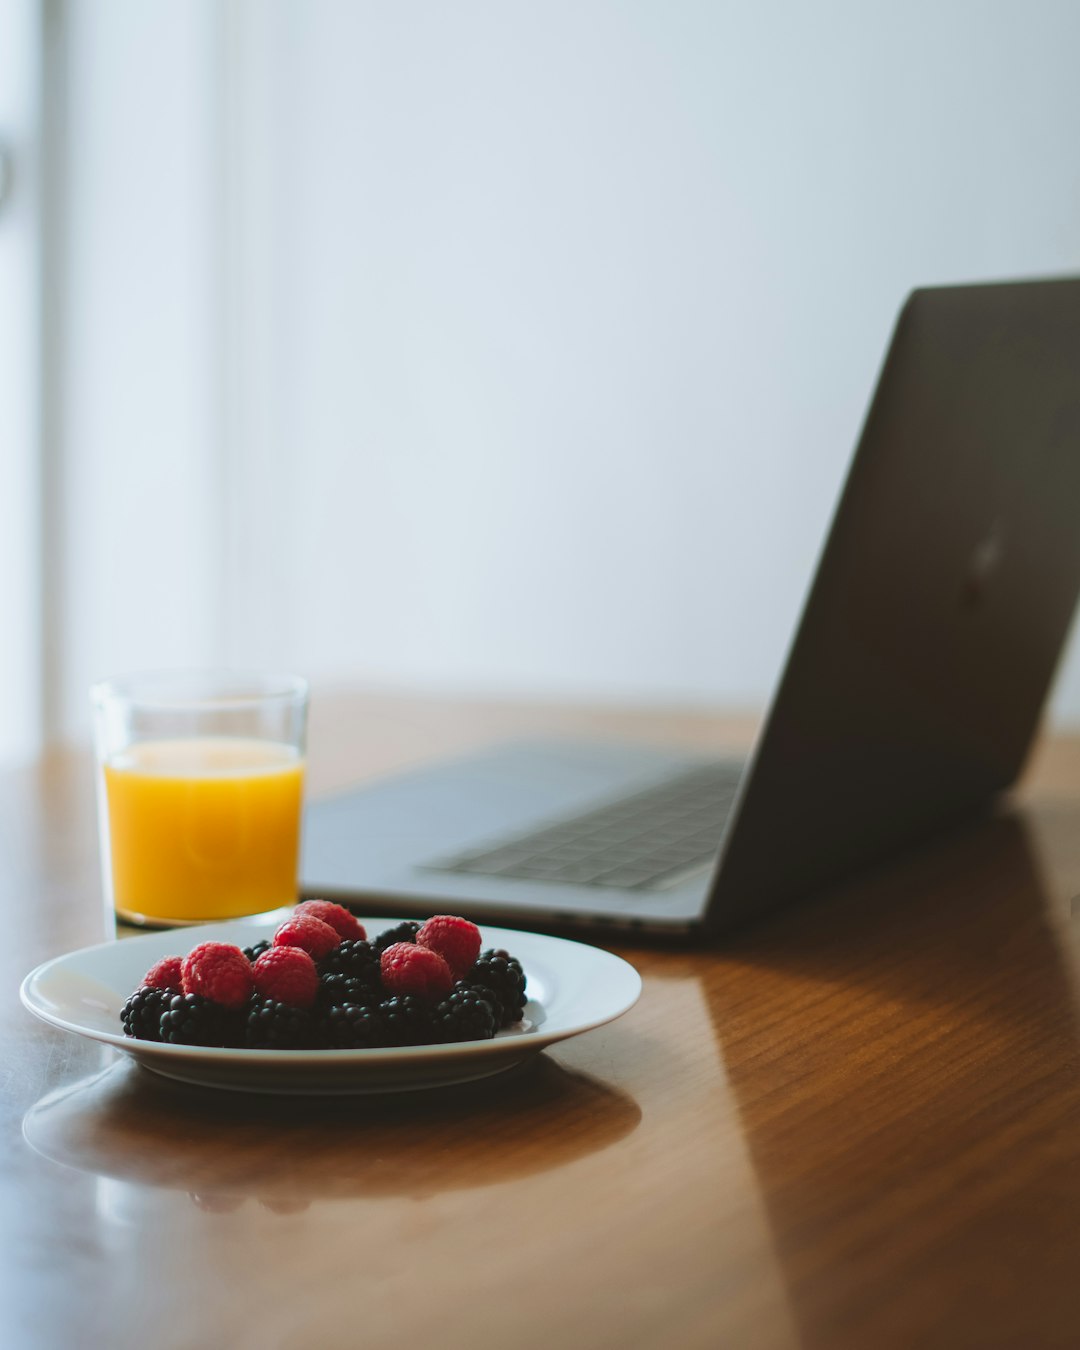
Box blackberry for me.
[242,939,271,963]
[220,1008,250,1049]
[378,994,435,1046]
[318,939,381,991]
[317,972,380,1010]
[120,986,170,1041]
[433,984,498,1043]
[372,920,421,955]
[324,1002,385,1049]
[245,997,318,1049]
[158,992,229,1047]
[468,950,527,1026]
[456,979,501,1018]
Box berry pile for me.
[119,905,528,1050]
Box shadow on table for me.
[22,1053,641,1210]
[702,809,1080,1350]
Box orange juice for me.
[103,737,305,924]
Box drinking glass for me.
[91,671,308,928]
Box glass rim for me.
[90,669,309,713]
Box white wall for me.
[54,0,221,737]
[224,0,1080,713]
[0,0,42,760]
[52,0,1080,740]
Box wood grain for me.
[4,689,1080,1349]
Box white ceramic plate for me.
[20,915,642,1095]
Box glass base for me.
[114,903,290,930]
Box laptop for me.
[302,277,1080,936]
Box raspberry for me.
[433,984,498,1043]
[253,946,319,1009]
[416,915,482,979]
[372,920,421,954]
[144,956,184,992]
[121,986,170,1040]
[273,914,340,960]
[295,899,366,941]
[380,942,454,1001]
[181,943,254,1010]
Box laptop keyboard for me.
[423,762,743,891]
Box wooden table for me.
[4,690,1080,1349]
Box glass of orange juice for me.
[91,671,308,928]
